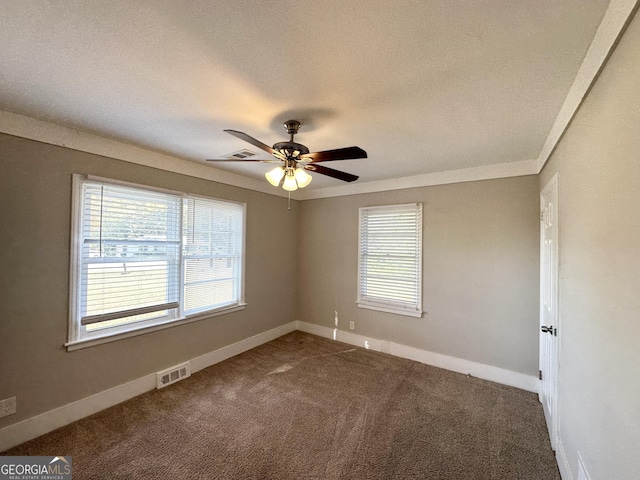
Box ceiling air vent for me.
[223,149,256,160]
[156,362,191,389]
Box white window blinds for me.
[358,203,423,317]
[70,175,246,345]
[183,196,244,315]
[79,182,181,327]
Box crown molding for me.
[5,0,638,207]
[0,109,539,200]
[1,2,636,199]
[0,110,293,199]
[296,159,539,200]
[537,0,639,173]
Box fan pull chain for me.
[288,190,291,211]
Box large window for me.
[357,203,423,317]
[68,175,245,348]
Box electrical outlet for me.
[349,321,355,330]
[0,396,16,418]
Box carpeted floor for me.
[3,332,560,479]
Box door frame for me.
[540,172,560,450]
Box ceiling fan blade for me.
[299,146,367,163]
[205,158,281,163]
[224,130,285,159]
[304,163,359,182]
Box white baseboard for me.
[295,321,539,393]
[189,322,296,374]
[1,319,539,452]
[0,321,297,452]
[557,438,573,480]
[0,374,157,454]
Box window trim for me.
[66,174,246,351]
[357,203,423,318]
[65,304,246,351]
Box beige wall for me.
[299,176,540,375]
[539,9,640,480]
[0,131,542,436]
[0,134,299,427]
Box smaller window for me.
[357,203,423,317]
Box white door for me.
[540,173,559,450]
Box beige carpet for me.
[3,332,560,479]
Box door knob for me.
[541,325,554,334]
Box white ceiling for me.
[0,1,612,193]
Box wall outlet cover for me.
[0,396,16,418]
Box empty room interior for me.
[1,1,639,479]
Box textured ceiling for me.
[0,0,610,190]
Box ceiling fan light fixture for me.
[294,167,312,188]
[282,172,298,191]
[265,166,285,186]
[208,120,365,192]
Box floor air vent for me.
[156,362,190,389]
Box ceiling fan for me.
[206,120,367,191]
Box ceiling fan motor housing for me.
[275,120,310,158]
[272,141,310,157]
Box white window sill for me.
[356,301,424,318]
[65,303,247,351]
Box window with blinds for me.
[183,196,244,315]
[357,203,423,317]
[78,182,181,330]
[69,175,245,345]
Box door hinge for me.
[539,370,543,381]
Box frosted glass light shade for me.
[294,168,312,188]
[282,173,298,191]
[265,166,285,186]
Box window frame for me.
[357,203,423,318]
[67,174,246,351]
